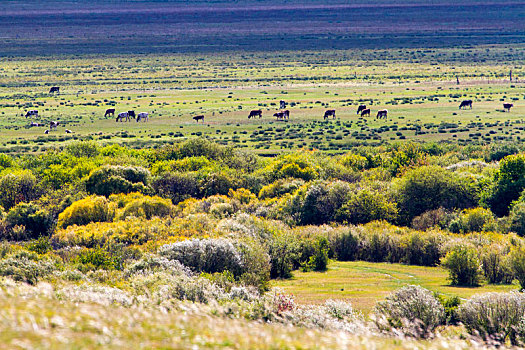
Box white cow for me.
[50,121,59,130]
[137,112,149,122]
[116,112,130,122]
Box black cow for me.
[127,110,136,120]
[503,103,513,112]
[357,105,367,115]
[49,86,60,94]
[248,110,262,119]
[459,100,472,109]
[280,100,286,109]
[324,110,336,119]
[104,108,115,118]
[193,115,204,123]
[282,110,290,120]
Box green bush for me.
[335,187,398,225]
[480,244,513,284]
[509,201,525,236]
[482,154,525,216]
[117,194,173,220]
[441,244,483,286]
[5,202,53,240]
[0,170,40,210]
[152,172,199,203]
[58,195,114,228]
[304,236,329,272]
[510,247,525,290]
[394,166,478,225]
[85,165,150,196]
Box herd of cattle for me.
[24,95,516,133]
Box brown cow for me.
[357,105,367,115]
[360,108,371,117]
[376,109,388,119]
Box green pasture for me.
[273,261,519,314]
[0,48,524,154]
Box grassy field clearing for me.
[0,49,524,154]
[273,261,519,313]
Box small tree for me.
[441,244,483,286]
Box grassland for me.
[0,47,524,155]
[273,261,519,313]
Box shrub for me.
[373,285,444,338]
[510,247,525,290]
[152,172,199,204]
[329,228,359,261]
[117,194,173,220]
[85,165,150,196]
[124,254,191,277]
[483,154,525,216]
[480,244,513,284]
[158,238,244,277]
[335,187,398,225]
[304,236,329,272]
[65,141,99,158]
[436,294,461,325]
[509,201,525,236]
[5,202,53,240]
[258,178,305,199]
[57,195,114,228]
[0,170,40,210]
[401,231,443,266]
[73,247,118,271]
[441,244,483,286]
[268,232,301,279]
[457,292,525,345]
[457,207,496,233]
[0,251,56,285]
[394,166,478,225]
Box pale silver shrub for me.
[228,286,259,302]
[56,285,133,307]
[159,238,244,276]
[457,292,525,345]
[124,253,191,277]
[373,285,445,338]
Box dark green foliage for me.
[436,294,461,325]
[335,188,397,225]
[304,236,329,272]
[268,233,301,279]
[395,166,478,225]
[329,229,359,261]
[483,154,525,216]
[0,170,40,211]
[85,165,150,196]
[5,202,53,240]
[509,202,525,236]
[441,245,483,286]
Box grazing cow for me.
[104,108,115,118]
[65,129,72,133]
[30,122,42,127]
[50,121,59,130]
[44,130,49,134]
[49,86,60,94]
[376,109,388,119]
[357,105,367,115]
[248,110,262,119]
[282,110,290,120]
[116,112,129,122]
[504,103,514,112]
[274,112,285,120]
[127,111,136,120]
[324,110,336,119]
[280,100,286,109]
[25,110,38,118]
[459,100,473,109]
[193,115,204,123]
[137,112,149,122]
[360,108,371,117]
